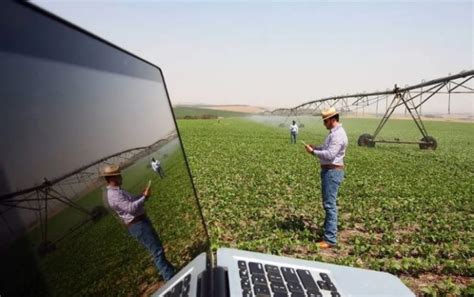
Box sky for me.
[35,0,473,112]
[0,51,175,192]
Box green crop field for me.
[2,116,472,296]
[178,117,474,296]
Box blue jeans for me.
[320,169,344,245]
[290,132,297,144]
[128,217,175,281]
[155,167,165,179]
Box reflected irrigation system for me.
[0,134,177,254]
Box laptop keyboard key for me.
[242,289,252,297]
[182,283,190,295]
[270,282,288,293]
[265,264,279,273]
[296,269,319,291]
[319,273,330,282]
[184,274,191,284]
[281,267,299,283]
[317,280,328,290]
[241,278,251,290]
[172,281,183,296]
[238,260,247,269]
[291,293,305,297]
[327,282,338,292]
[274,293,289,297]
[253,284,271,296]
[331,292,341,297]
[240,269,250,279]
[287,281,304,293]
[307,290,323,297]
[249,262,265,275]
[267,272,284,283]
[251,274,267,285]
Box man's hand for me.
[143,186,151,198]
[305,144,314,154]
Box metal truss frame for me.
[269,70,474,149]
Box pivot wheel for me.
[358,133,375,147]
[419,136,437,150]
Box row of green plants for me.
[178,117,473,296]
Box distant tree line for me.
[178,114,219,120]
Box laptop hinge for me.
[197,266,229,297]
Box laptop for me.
[0,2,414,297]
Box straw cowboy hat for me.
[321,107,339,120]
[101,164,121,177]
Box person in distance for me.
[151,157,166,179]
[289,120,299,144]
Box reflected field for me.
[1,140,207,296]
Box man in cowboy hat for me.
[102,164,175,281]
[304,107,348,249]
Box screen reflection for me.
[0,2,209,296]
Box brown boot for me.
[317,240,335,249]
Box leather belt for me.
[321,164,344,170]
[127,214,147,227]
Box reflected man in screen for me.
[102,164,175,280]
[151,157,165,179]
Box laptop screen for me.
[0,1,209,296]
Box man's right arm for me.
[109,190,146,214]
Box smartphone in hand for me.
[144,180,152,197]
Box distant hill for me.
[173,106,251,119]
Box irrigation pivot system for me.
[0,135,176,255]
[269,70,474,150]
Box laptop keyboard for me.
[163,274,191,297]
[238,260,341,297]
